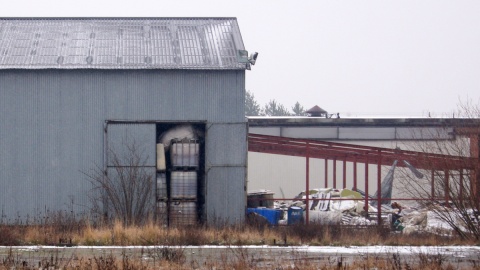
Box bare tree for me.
[85,140,154,226]
[397,101,480,240]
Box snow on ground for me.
[5,245,479,257]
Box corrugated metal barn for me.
[0,17,250,225]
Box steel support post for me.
[333,158,337,189]
[431,169,435,201]
[460,170,464,204]
[445,169,450,207]
[377,155,382,225]
[353,158,357,191]
[364,160,369,213]
[325,159,328,188]
[306,142,310,225]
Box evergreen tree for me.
[245,90,262,116]
[263,99,291,116]
[291,101,307,116]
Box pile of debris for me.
[248,160,473,235]
[275,188,394,227]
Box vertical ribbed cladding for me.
[205,167,246,224]
[204,123,247,225]
[200,70,245,123]
[0,70,103,221]
[0,68,246,224]
[0,72,5,221]
[75,71,105,216]
[206,123,247,166]
[156,70,245,123]
[106,123,156,167]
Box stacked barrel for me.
[169,138,199,226]
[156,143,168,226]
[156,138,200,227]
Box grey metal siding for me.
[0,69,246,222]
[206,167,246,224]
[204,123,247,224]
[206,123,247,166]
[106,123,156,167]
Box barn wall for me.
[0,69,246,223]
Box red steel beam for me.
[248,133,477,170]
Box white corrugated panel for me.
[339,127,396,140]
[249,127,281,136]
[395,127,454,140]
[282,127,338,139]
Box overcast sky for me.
[2,0,480,117]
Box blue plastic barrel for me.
[288,206,303,225]
[247,208,282,225]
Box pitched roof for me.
[306,105,327,115]
[0,17,248,70]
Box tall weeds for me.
[0,217,477,246]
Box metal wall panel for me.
[105,167,156,220]
[249,127,280,136]
[204,122,247,224]
[0,69,245,222]
[282,127,338,139]
[107,123,156,167]
[396,127,454,140]
[339,127,396,140]
[205,167,246,224]
[249,125,457,141]
[206,123,247,166]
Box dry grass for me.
[1,215,478,270]
[1,219,477,247]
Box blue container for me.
[247,208,282,225]
[288,207,303,225]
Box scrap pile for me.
[248,160,474,236]
[275,188,395,227]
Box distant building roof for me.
[0,17,247,70]
[247,116,480,128]
[306,105,327,117]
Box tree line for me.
[245,90,308,116]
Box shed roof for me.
[0,17,248,70]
